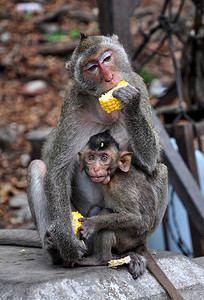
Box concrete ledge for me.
[193,256,204,269]
[0,246,204,299]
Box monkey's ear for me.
[111,34,119,42]
[78,152,84,172]
[80,32,89,40]
[65,60,73,78]
[118,152,132,173]
[65,60,73,75]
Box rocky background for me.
[0,0,196,229]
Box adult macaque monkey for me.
[26,33,165,267]
[77,131,184,300]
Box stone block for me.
[0,246,204,299]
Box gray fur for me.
[77,151,168,279]
[12,34,165,266]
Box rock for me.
[0,247,204,299]
[22,80,48,96]
[26,127,52,142]
[36,22,61,34]
[149,79,167,97]
[26,127,52,159]
[16,3,42,14]
[0,125,18,147]
[0,221,6,229]
[21,222,36,230]
[9,193,32,224]
[10,122,26,134]
[15,0,45,3]
[0,31,11,43]
[9,192,28,209]
[11,206,32,224]
[20,153,31,167]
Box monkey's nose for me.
[93,168,100,174]
[98,61,113,82]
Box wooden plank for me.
[174,123,200,184]
[129,0,143,14]
[174,123,204,256]
[98,0,132,56]
[195,120,204,136]
[97,0,111,36]
[153,113,204,240]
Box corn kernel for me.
[108,255,131,269]
[72,211,83,237]
[99,80,129,113]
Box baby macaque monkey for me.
[78,131,184,300]
[78,130,157,277]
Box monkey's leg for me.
[127,251,147,280]
[113,233,147,280]
[76,231,116,266]
[27,159,63,264]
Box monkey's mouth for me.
[90,176,107,183]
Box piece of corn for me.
[72,211,83,237]
[108,255,131,269]
[99,80,129,113]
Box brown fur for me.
[25,34,166,267]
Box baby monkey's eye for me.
[101,155,108,161]
[88,154,95,160]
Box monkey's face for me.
[67,35,132,97]
[83,150,117,184]
[81,48,123,96]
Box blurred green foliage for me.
[46,32,67,42]
[46,28,80,42]
[139,68,155,83]
[69,28,80,38]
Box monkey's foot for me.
[128,252,147,280]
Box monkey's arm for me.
[42,96,89,264]
[113,74,160,174]
[79,211,152,240]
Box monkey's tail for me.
[143,250,185,300]
[0,229,41,248]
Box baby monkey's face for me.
[83,150,115,184]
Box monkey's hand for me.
[112,85,140,107]
[78,217,95,240]
[45,225,88,267]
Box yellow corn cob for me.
[108,255,131,269]
[99,80,129,113]
[72,211,83,237]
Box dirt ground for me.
[0,0,196,228]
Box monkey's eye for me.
[103,55,111,62]
[100,50,112,64]
[85,63,98,72]
[101,155,109,161]
[88,154,95,160]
